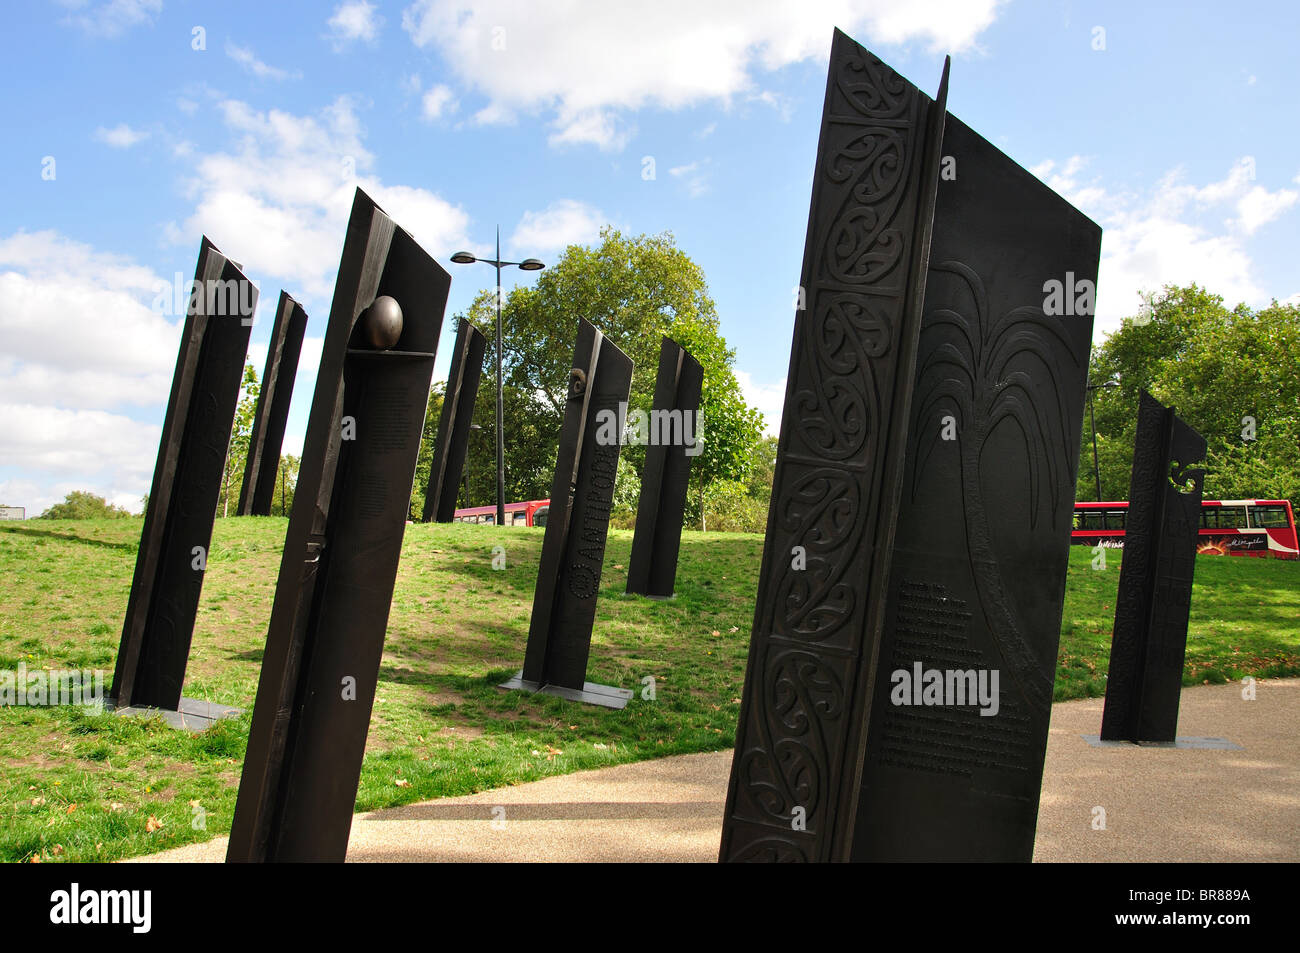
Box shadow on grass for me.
[0,526,138,552]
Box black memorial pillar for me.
[501,318,634,709]
[112,238,256,714]
[1100,390,1206,744]
[720,31,949,862]
[238,291,307,517]
[422,317,486,522]
[722,28,1102,863]
[626,337,703,599]
[850,108,1100,863]
[227,188,449,862]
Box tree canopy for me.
[431,228,765,520]
[39,491,133,520]
[1081,284,1300,514]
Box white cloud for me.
[421,84,458,119]
[669,159,712,198]
[169,97,473,301]
[328,1,383,47]
[735,369,786,437]
[94,123,149,148]
[0,230,189,516]
[401,0,1003,150]
[1234,184,1298,234]
[509,200,605,255]
[58,0,162,37]
[2,403,159,478]
[1032,156,1299,339]
[0,404,160,516]
[0,231,178,388]
[0,230,181,411]
[547,109,633,152]
[225,41,301,81]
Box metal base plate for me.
[499,671,633,710]
[107,696,244,732]
[1081,734,1241,750]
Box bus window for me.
[1103,510,1126,531]
[512,511,527,525]
[1217,506,1247,528]
[533,506,548,528]
[484,515,495,525]
[1249,506,1289,529]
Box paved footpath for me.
[130,678,1300,863]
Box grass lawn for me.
[1,516,1296,863]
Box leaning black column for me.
[1100,390,1206,744]
[111,238,256,713]
[849,107,1100,863]
[422,317,486,522]
[227,188,449,862]
[720,31,949,862]
[238,291,307,516]
[501,318,634,709]
[626,337,703,599]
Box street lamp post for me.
[1085,378,1120,501]
[450,230,544,527]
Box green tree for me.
[273,453,301,517]
[410,382,446,520]
[744,435,779,502]
[39,491,132,520]
[700,478,769,533]
[1081,284,1300,515]
[217,364,260,517]
[433,229,764,522]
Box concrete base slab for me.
[499,671,633,710]
[1080,734,1243,750]
[109,696,244,732]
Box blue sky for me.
[2,0,1297,514]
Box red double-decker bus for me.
[452,499,550,527]
[1072,499,1298,559]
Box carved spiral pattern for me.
[772,468,861,641]
[736,649,843,828]
[794,295,894,460]
[731,838,809,863]
[725,37,918,862]
[824,128,909,285]
[836,54,910,118]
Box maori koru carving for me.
[721,29,950,863]
[723,27,1101,863]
